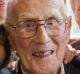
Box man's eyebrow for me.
[18,11,63,22]
[18,17,41,22]
[18,13,41,21]
[18,17,63,23]
[48,16,60,20]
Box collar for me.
[21,65,26,74]
[61,64,65,74]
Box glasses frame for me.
[6,18,68,38]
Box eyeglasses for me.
[7,18,67,38]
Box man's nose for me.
[35,25,50,44]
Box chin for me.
[30,66,55,74]
[27,58,60,74]
[21,51,62,74]
[30,65,60,74]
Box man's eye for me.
[26,21,36,28]
[48,21,55,25]
[17,22,26,28]
[47,19,59,26]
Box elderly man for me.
[4,0,80,74]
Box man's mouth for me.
[32,50,54,57]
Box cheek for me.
[17,38,32,49]
[52,33,69,60]
[52,34,69,47]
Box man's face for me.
[6,0,70,74]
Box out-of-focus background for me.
[65,0,80,39]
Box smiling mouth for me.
[32,50,54,57]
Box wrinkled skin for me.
[5,0,70,74]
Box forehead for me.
[7,0,66,22]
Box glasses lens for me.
[16,21,37,38]
[12,19,66,38]
[45,19,66,36]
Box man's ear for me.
[66,16,72,30]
